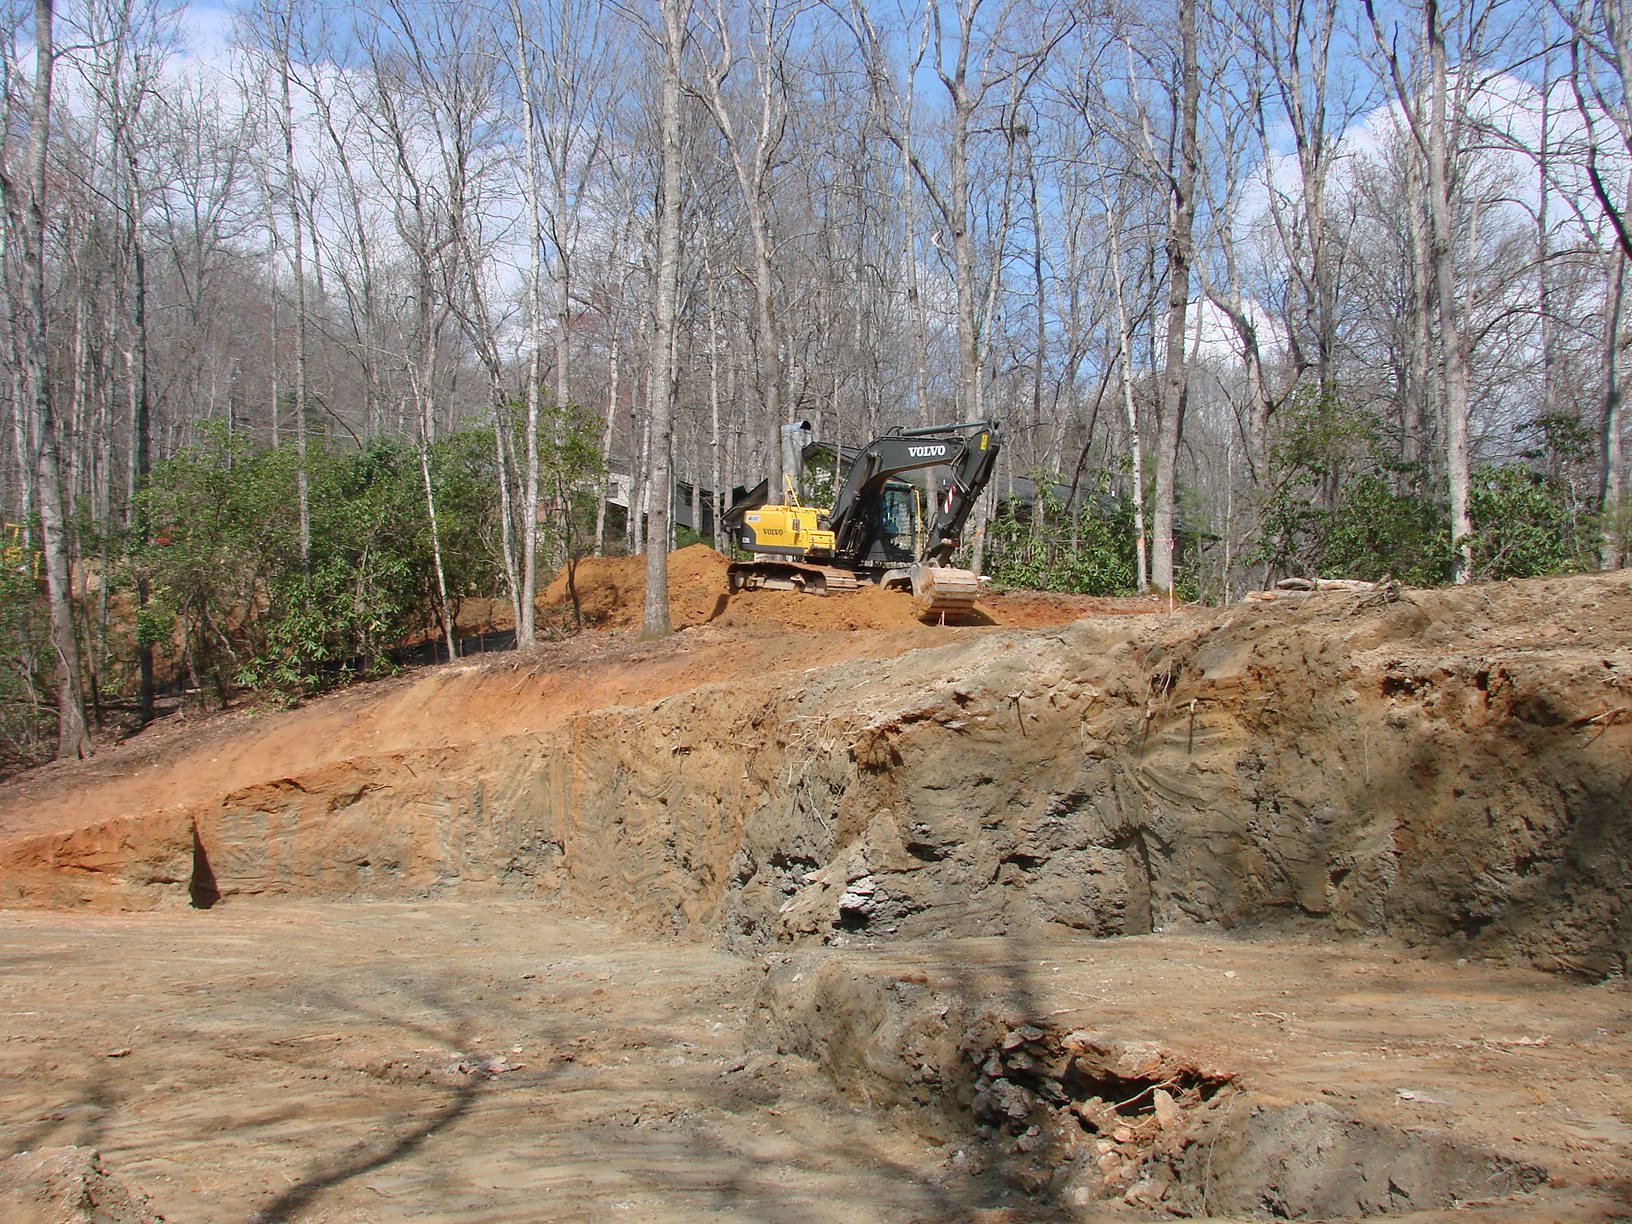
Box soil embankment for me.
[2,560,1630,1222]
[4,566,1627,978]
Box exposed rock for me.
[754,944,1555,1218]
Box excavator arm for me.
[826,420,1002,566]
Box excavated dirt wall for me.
[4,573,1628,979]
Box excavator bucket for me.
[910,565,981,623]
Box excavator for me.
[720,419,1001,623]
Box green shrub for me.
[1322,472,1448,586]
[985,473,1137,595]
[1468,465,1595,580]
[139,425,507,699]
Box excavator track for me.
[727,561,861,596]
[909,565,981,623]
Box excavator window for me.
[877,484,918,562]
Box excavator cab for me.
[873,482,921,564]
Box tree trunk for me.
[642,0,688,639]
[948,82,979,422]
[130,168,154,726]
[1425,0,1472,581]
[510,0,544,647]
[694,9,789,501]
[1153,0,1199,595]
[596,325,618,552]
[1405,157,1433,477]
[21,0,90,758]
[1602,245,1627,569]
[1107,220,1148,592]
[707,269,723,549]
[420,443,457,661]
[277,33,312,568]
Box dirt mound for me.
[538,543,1154,631]
[539,544,726,628]
[541,544,944,630]
[980,586,1176,626]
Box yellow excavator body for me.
[733,505,836,556]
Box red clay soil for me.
[539,543,1169,632]
[0,623,962,841]
[0,546,1168,840]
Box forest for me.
[1,0,1627,765]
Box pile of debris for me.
[1246,576,1402,607]
[969,1024,1232,1208]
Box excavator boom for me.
[826,420,1000,566]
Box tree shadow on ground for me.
[250,1072,481,1224]
[1,1063,120,1160]
[239,954,1027,1224]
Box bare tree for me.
[350,0,515,653]
[70,0,180,724]
[508,0,620,643]
[240,0,316,565]
[3,0,91,755]
[643,0,692,640]
[1560,0,1631,565]
[694,0,802,497]
[1364,0,1534,582]
[1240,0,1347,400]
[1155,0,1202,594]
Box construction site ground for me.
[2,900,1627,1224]
[1,547,1629,1224]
